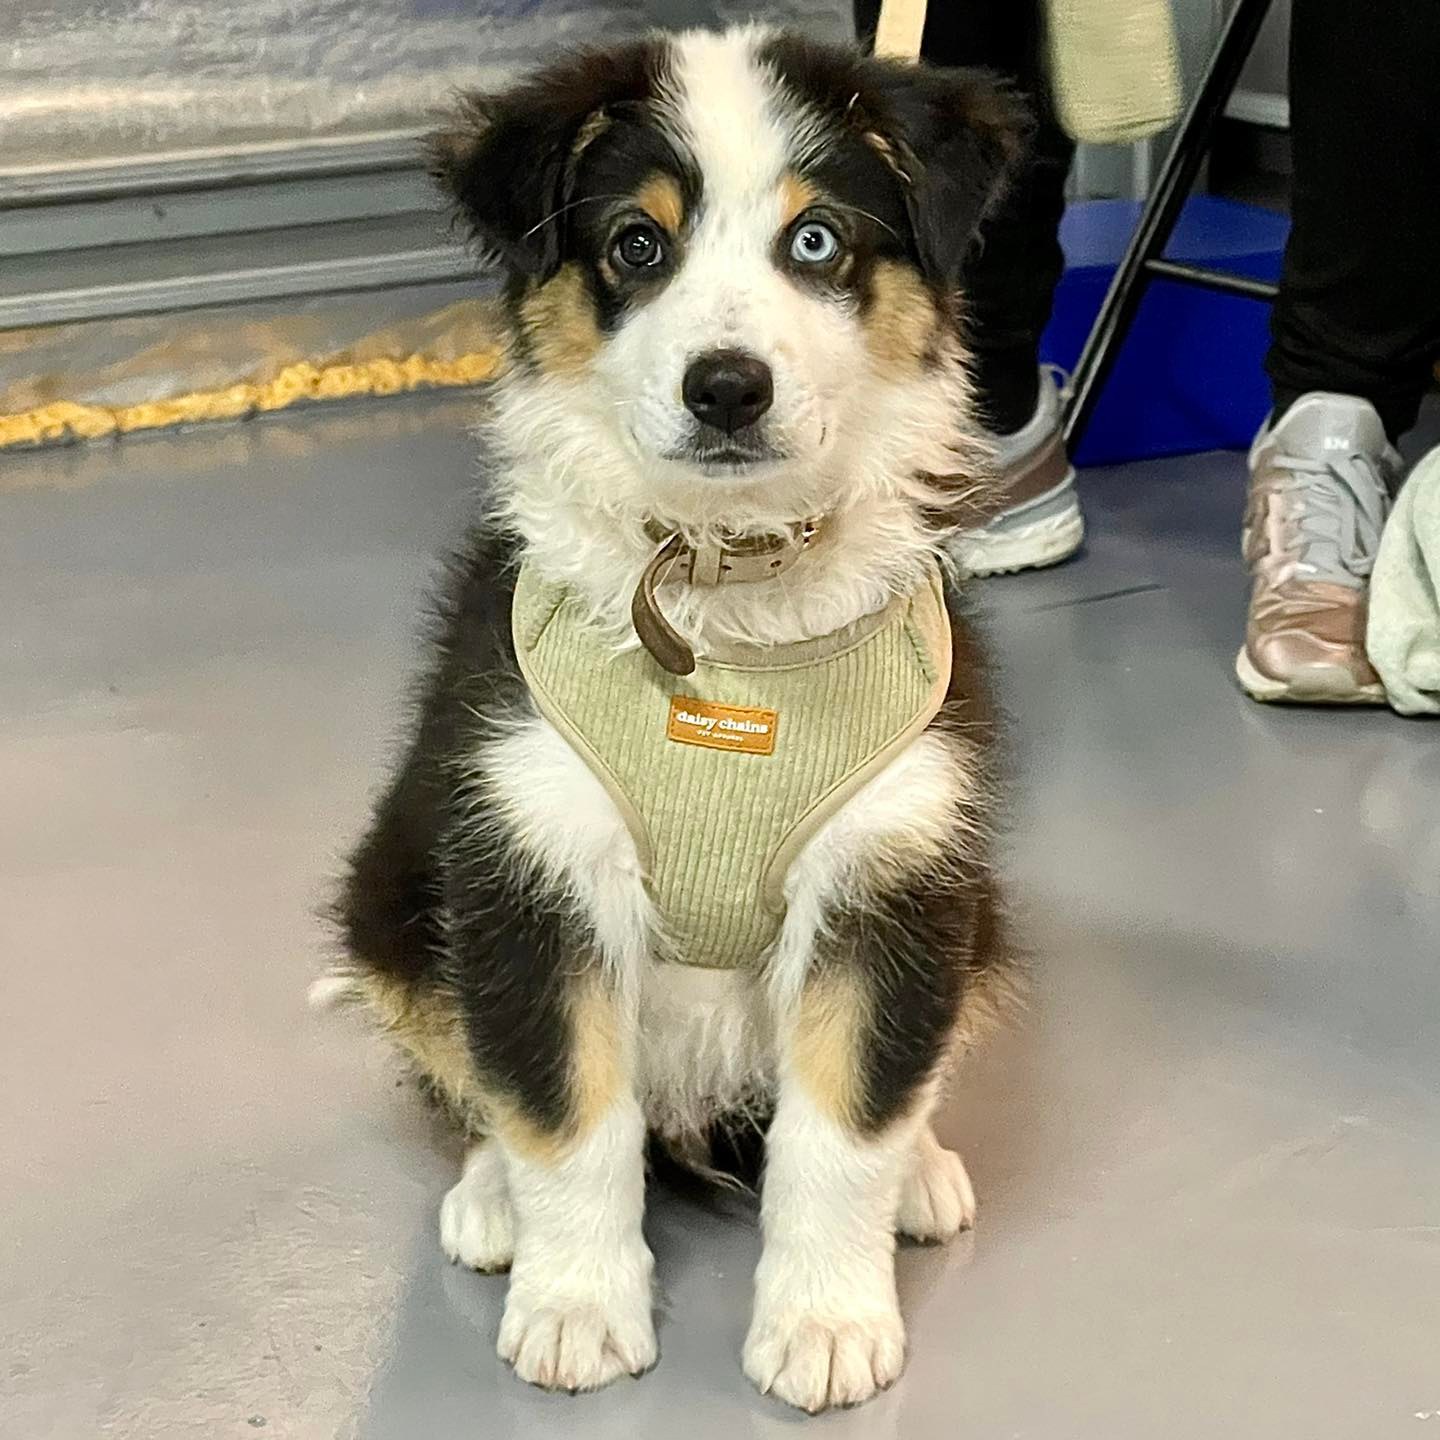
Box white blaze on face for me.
[597,28,861,491]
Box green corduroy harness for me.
[511,561,952,968]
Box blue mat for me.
[1040,196,1289,466]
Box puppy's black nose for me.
[682,350,774,434]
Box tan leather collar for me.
[631,518,821,676]
[640,518,819,585]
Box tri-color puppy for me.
[321,25,1027,1413]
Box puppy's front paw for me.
[439,1170,515,1272]
[896,1136,976,1243]
[498,1283,657,1392]
[744,1308,905,1412]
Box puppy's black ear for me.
[862,64,1034,284]
[428,43,660,278]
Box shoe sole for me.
[1234,647,1386,706]
[953,482,1086,577]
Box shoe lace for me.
[1265,451,1390,585]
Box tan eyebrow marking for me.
[779,171,820,227]
[634,173,685,233]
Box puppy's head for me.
[432,28,1029,529]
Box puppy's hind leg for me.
[896,1123,976,1243]
[440,1138,515,1272]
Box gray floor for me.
[3,394,1438,1440]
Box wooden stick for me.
[873,0,927,60]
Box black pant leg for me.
[1267,0,1440,441]
[855,0,1075,434]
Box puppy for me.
[322,25,1026,1413]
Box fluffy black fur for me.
[428,41,667,279]
[338,525,589,1134]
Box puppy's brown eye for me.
[613,222,665,271]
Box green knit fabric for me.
[512,561,951,969]
[1369,443,1440,716]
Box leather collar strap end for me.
[630,521,820,676]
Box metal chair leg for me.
[1062,0,1277,453]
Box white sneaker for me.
[951,367,1086,576]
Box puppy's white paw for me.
[439,1143,514,1272]
[896,1135,976,1243]
[498,1287,657,1392]
[744,1307,906,1412]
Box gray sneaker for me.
[1237,392,1401,704]
[951,367,1085,576]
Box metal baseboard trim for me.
[0,247,478,332]
[0,131,429,207]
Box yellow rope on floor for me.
[0,349,504,451]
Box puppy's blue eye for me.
[790,221,840,265]
[614,222,665,270]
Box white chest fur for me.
[636,963,774,1141]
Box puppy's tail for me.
[307,966,365,1012]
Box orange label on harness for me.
[666,696,778,756]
